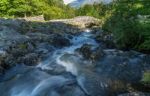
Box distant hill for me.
[68,0,112,8]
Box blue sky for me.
[63,0,112,5]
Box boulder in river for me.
[95,30,116,49]
[76,44,105,61]
[49,34,71,48]
[20,53,40,66]
[0,50,7,74]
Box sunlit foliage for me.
[103,0,150,53]
[0,0,74,19]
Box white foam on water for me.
[55,31,98,76]
[2,30,99,96]
[37,30,98,71]
[57,57,78,76]
[31,76,69,96]
[85,29,91,33]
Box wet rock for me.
[0,25,30,68]
[0,67,4,75]
[118,92,150,96]
[0,50,7,58]
[131,82,150,93]
[76,44,105,61]
[26,32,52,43]
[95,50,147,83]
[36,43,54,52]
[2,42,37,68]
[4,54,17,67]
[0,26,28,44]
[7,42,35,57]
[27,33,71,48]
[50,34,71,48]
[58,84,86,96]
[76,44,92,59]
[138,71,150,91]
[40,63,66,75]
[0,18,25,31]
[95,30,116,48]
[35,43,55,58]
[21,53,40,66]
[0,50,7,74]
[51,65,66,75]
[142,55,150,71]
[90,47,105,62]
[0,26,18,39]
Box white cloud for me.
[63,0,76,5]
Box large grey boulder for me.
[76,44,105,61]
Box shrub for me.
[102,0,150,53]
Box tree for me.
[0,0,11,16]
[0,0,73,18]
[103,0,150,53]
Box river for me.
[0,29,149,96]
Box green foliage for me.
[76,3,112,19]
[44,5,75,20]
[0,0,75,19]
[102,0,150,53]
[44,6,65,20]
[0,0,10,17]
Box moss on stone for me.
[18,43,28,50]
[142,71,150,84]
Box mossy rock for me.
[18,44,28,50]
[142,71,150,84]
[131,71,150,92]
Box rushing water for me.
[0,29,98,96]
[0,29,149,96]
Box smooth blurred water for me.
[0,30,98,96]
[0,28,149,96]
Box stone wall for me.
[23,15,45,21]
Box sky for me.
[63,0,76,4]
[63,0,112,5]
